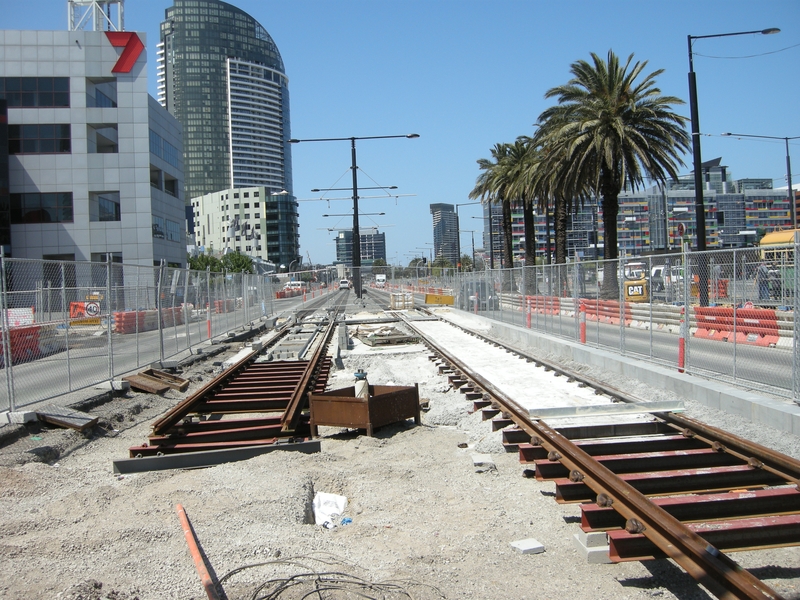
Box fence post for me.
[61,262,72,392]
[682,242,692,372]
[183,268,191,349]
[793,231,799,403]
[206,267,212,340]
[0,249,15,411]
[106,254,113,379]
[618,259,626,356]
[157,259,165,363]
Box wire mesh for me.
[450,243,797,400]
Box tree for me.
[459,253,473,272]
[372,258,388,275]
[469,143,514,270]
[188,253,222,272]
[535,50,689,297]
[221,251,254,273]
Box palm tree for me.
[469,143,514,271]
[535,50,689,297]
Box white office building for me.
[0,27,186,267]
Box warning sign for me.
[85,302,101,317]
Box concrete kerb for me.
[441,312,800,436]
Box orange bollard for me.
[526,297,531,328]
[579,299,586,344]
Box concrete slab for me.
[472,453,496,473]
[572,532,612,564]
[510,538,545,555]
[3,410,37,424]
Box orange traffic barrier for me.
[693,306,779,347]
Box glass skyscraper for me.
[158,0,298,265]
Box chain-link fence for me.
[0,256,285,412]
[443,236,799,402]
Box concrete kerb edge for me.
[482,318,800,436]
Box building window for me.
[152,215,165,239]
[166,219,181,242]
[8,124,71,154]
[10,193,73,223]
[90,192,121,222]
[149,129,181,169]
[0,77,70,107]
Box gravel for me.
[0,312,798,600]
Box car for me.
[339,279,351,289]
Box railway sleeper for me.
[608,514,800,561]
[535,448,746,480]
[554,465,788,503]
[580,486,800,531]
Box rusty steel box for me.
[309,384,420,437]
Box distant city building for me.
[430,203,459,266]
[0,24,186,268]
[190,186,298,266]
[158,0,298,261]
[334,228,386,266]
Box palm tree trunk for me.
[501,199,513,268]
[600,192,620,299]
[555,195,570,296]
[523,198,536,295]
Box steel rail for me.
[400,314,784,600]
[151,327,290,434]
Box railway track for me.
[397,307,800,600]
[121,292,353,467]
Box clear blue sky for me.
[3,0,799,266]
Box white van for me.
[283,281,307,291]
[339,279,351,289]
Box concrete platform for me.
[440,311,800,436]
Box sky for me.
[2,0,799,267]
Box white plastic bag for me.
[312,492,348,528]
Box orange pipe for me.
[176,504,221,600]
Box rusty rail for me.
[401,313,793,600]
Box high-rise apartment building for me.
[158,0,298,264]
[430,203,459,266]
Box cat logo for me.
[627,284,644,297]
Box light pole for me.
[721,133,799,229]
[289,134,419,298]
[471,215,496,269]
[455,201,481,271]
[687,27,779,306]
[460,230,477,271]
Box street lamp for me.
[455,201,481,271]
[471,215,497,269]
[289,133,419,298]
[687,27,779,305]
[721,133,799,229]
[459,229,477,271]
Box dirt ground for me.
[0,321,798,600]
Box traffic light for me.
[422,257,427,265]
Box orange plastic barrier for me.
[0,325,42,364]
[581,299,633,326]
[526,295,561,316]
[693,307,779,347]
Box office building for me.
[334,228,386,266]
[190,186,298,266]
[0,25,186,267]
